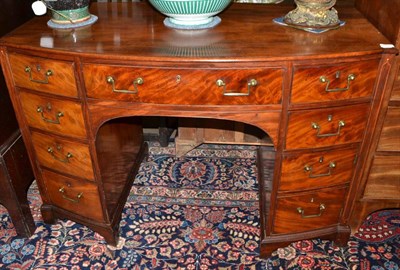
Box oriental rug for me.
[0,142,399,269]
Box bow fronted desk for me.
[0,2,395,257]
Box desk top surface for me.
[0,2,392,62]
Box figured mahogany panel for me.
[95,117,144,219]
[286,104,370,149]
[31,131,94,180]
[363,155,400,200]
[19,91,87,138]
[87,103,281,149]
[291,59,379,104]
[273,186,348,234]
[83,64,283,105]
[280,147,357,191]
[42,170,104,221]
[377,107,400,151]
[8,53,77,98]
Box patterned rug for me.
[0,142,399,269]
[130,143,259,207]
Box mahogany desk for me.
[0,2,395,256]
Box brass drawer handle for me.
[216,78,257,96]
[25,66,53,84]
[311,120,345,137]
[297,203,326,219]
[304,161,336,178]
[47,146,73,163]
[58,187,83,204]
[37,103,64,124]
[319,73,356,92]
[106,75,143,94]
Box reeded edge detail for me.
[47,14,98,29]
[164,16,221,30]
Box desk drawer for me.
[83,64,283,105]
[291,59,379,104]
[20,91,86,138]
[273,186,347,234]
[286,104,370,149]
[31,132,94,180]
[42,170,104,221]
[8,53,77,97]
[280,148,357,191]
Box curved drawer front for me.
[31,132,94,180]
[273,186,347,234]
[83,64,283,105]
[291,59,379,104]
[8,53,78,97]
[286,104,370,149]
[42,170,104,221]
[19,91,87,138]
[280,148,357,191]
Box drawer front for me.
[273,186,347,234]
[280,148,357,191]
[83,64,283,105]
[377,107,400,151]
[31,132,94,180]
[8,53,77,97]
[291,59,379,104]
[42,170,104,221]
[20,91,86,138]
[286,104,370,149]
[363,155,400,200]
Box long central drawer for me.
[83,64,284,105]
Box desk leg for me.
[158,117,175,147]
[40,204,56,224]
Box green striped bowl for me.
[149,0,232,27]
[50,6,91,24]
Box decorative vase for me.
[283,0,340,30]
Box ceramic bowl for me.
[45,0,91,24]
[148,0,232,29]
